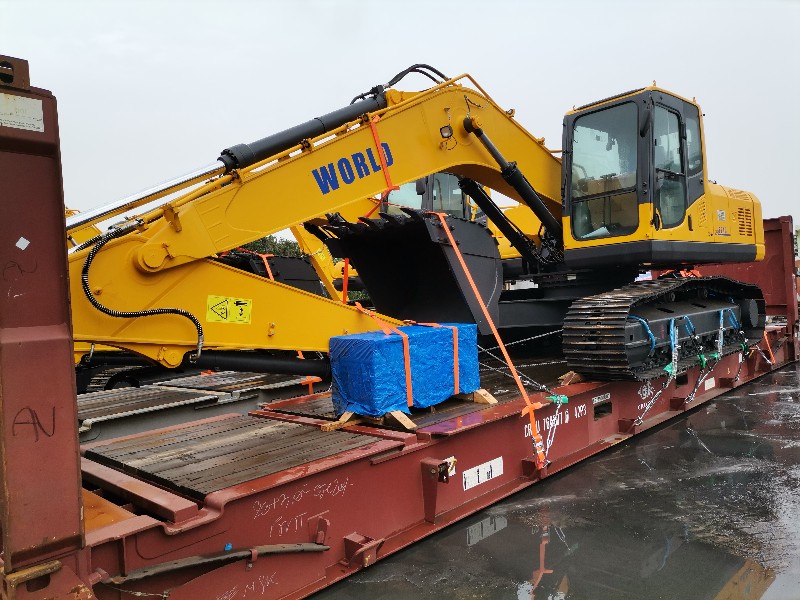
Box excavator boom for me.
[69,73,562,367]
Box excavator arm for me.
[68,74,562,367]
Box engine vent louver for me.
[696,201,707,227]
[737,207,753,237]
[727,189,753,202]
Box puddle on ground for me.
[313,363,800,600]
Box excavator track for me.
[562,276,765,380]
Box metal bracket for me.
[246,548,258,571]
[521,456,549,480]
[314,517,330,545]
[421,457,457,522]
[341,533,384,568]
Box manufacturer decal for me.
[311,143,394,194]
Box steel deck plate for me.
[155,371,303,393]
[270,396,338,419]
[83,415,380,500]
[77,387,218,424]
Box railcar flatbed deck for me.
[73,325,795,600]
[7,218,797,600]
[84,415,381,501]
[77,371,328,442]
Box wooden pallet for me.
[320,389,498,432]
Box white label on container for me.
[462,457,503,491]
[0,93,44,132]
[592,392,611,405]
[704,377,716,391]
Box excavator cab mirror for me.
[415,177,427,196]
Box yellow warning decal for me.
[206,295,252,324]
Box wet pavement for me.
[313,363,800,600]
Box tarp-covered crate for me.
[330,323,479,417]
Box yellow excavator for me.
[66,64,764,383]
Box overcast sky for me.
[3,0,799,231]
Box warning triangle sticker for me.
[210,299,228,320]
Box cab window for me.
[685,111,703,177]
[431,173,467,218]
[570,102,639,239]
[654,106,686,228]
[684,103,705,205]
[383,180,423,216]
[386,181,422,209]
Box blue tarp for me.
[330,323,480,417]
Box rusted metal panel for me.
[72,344,794,600]
[0,55,84,573]
[656,216,798,361]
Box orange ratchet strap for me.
[258,254,275,281]
[368,114,400,200]
[355,302,413,408]
[762,329,776,364]
[430,212,548,469]
[406,320,460,394]
[362,199,382,219]
[228,247,275,281]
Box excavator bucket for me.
[320,210,502,335]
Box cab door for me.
[653,104,687,229]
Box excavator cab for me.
[561,87,764,268]
[381,172,484,221]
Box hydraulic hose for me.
[80,224,205,361]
